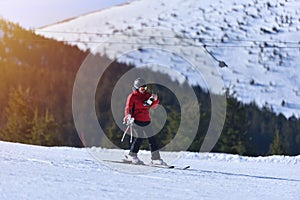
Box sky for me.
[0,0,131,29]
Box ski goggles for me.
[139,85,147,91]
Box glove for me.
[144,93,158,106]
[152,93,158,100]
[123,114,134,125]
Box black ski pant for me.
[129,120,161,160]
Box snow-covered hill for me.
[1,141,299,199]
[36,0,300,118]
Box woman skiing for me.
[123,77,166,165]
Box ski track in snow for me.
[1,141,299,200]
[35,0,300,118]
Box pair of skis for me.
[119,117,190,170]
[103,159,190,170]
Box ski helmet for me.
[133,78,146,89]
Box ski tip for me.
[183,165,190,170]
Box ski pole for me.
[129,125,133,143]
[121,117,134,143]
[121,125,130,142]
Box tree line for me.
[0,19,299,155]
[96,66,300,156]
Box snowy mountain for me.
[35,0,300,118]
[1,141,299,199]
[0,0,132,29]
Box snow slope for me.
[1,141,299,199]
[35,0,300,118]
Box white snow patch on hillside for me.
[36,0,300,118]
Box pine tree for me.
[1,86,33,142]
[0,86,59,145]
[30,108,59,145]
[269,128,285,155]
[215,90,250,155]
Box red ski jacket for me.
[124,90,159,122]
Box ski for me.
[148,163,175,169]
[103,159,190,170]
[146,164,190,170]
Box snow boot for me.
[150,159,167,166]
[124,154,144,165]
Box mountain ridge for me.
[36,0,300,118]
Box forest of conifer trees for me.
[0,19,299,156]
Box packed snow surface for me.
[1,141,299,199]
